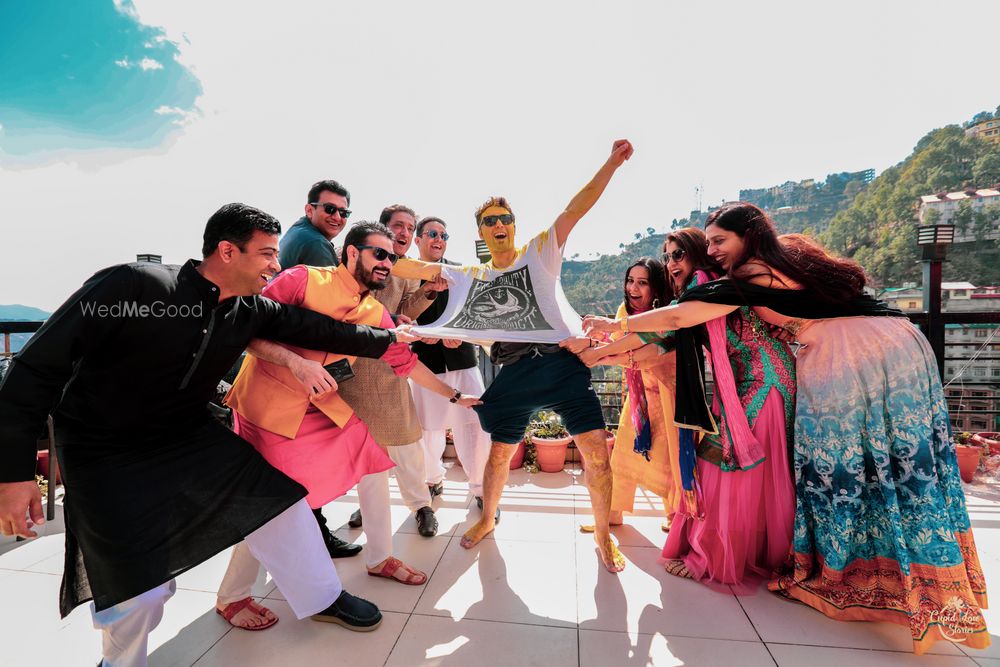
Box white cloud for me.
[6,0,1000,312]
[154,105,199,126]
[115,57,164,71]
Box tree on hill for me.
[821,123,1000,286]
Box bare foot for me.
[664,559,693,579]
[246,598,277,623]
[594,534,626,573]
[460,517,496,549]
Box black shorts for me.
[472,349,606,444]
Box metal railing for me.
[7,312,1000,446]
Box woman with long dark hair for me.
[581,228,797,590]
[583,203,988,653]
[562,257,679,532]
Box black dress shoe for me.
[311,590,382,631]
[415,506,438,537]
[475,496,501,523]
[324,532,363,559]
[348,509,363,528]
[428,481,444,497]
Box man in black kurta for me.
[0,203,403,665]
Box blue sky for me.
[0,0,200,157]
[2,1,1000,311]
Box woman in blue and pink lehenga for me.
[583,203,988,654]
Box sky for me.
[2,0,1000,311]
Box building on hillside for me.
[918,188,1000,242]
[882,276,1000,431]
[880,282,982,313]
[880,283,923,312]
[944,322,1000,433]
[946,385,1000,433]
[966,118,1000,145]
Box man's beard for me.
[357,264,389,291]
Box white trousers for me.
[411,367,490,496]
[386,441,431,512]
[94,499,340,667]
[418,424,490,496]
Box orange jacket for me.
[226,265,386,438]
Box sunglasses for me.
[354,244,400,264]
[479,214,514,227]
[419,230,450,241]
[310,202,352,219]
[664,248,687,262]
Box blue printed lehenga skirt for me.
[769,316,989,653]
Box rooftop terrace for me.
[2,462,999,666]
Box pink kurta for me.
[232,266,417,508]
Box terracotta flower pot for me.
[956,444,982,483]
[531,435,572,473]
[972,432,1000,456]
[509,440,526,470]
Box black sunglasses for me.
[664,248,686,262]
[419,230,450,241]
[479,214,514,227]
[354,244,400,264]
[310,202,352,219]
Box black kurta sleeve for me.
[252,297,393,360]
[0,265,136,482]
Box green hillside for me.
[564,107,1000,315]
[821,123,1000,287]
[562,233,665,317]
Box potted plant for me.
[527,411,572,473]
[972,432,1000,456]
[509,440,527,470]
[955,432,982,483]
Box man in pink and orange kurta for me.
[215,221,481,629]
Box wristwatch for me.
[448,388,462,403]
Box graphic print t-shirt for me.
[412,225,583,344]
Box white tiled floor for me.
[2,462,999,666]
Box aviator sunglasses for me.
[354,245,400,264]
[479,214,514,227]
[310,202,352,218]
[419,230,450,241]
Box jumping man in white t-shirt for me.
[394,139,634,572]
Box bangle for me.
[620,316,629,334]
[448,388,462,403]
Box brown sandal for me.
[367,556,427,585]
[216,597,278,631]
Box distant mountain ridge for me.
[0,304,50,321]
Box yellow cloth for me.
[608,303,683,514]
[226,265,386,439]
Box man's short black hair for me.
[307,179,351,206]
[416,216,447,237]
[202,203,281,258]
[340,221,395,265]
[378,204,416,226]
